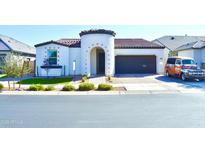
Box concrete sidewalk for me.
[0,81,187,91]
[0,88,205,95]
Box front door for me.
[97,52,105,74]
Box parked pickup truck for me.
[165,57,205,81]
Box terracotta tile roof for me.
[57,39,80,47]
[34,40,69,47]
[114,39,164,48]
[79,29,116,37]
[35,38,164,49]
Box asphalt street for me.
[0,94,205,127]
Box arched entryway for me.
[90,47,105,75]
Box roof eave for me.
[0,38,13,50]
[153,39,173,51]
[115,46,165,49]
[79,29,116,37]
[34,40,69,47]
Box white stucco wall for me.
[201,49,205,68]
[80,33,115,76]
[178,49,194,58]
[193,50,202,68]
[201,50,205,63]
[36,43,69,76]
[115,48,165,74]
[68,48,81,75]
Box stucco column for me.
[105,37,115,76]
[80,30,115,77]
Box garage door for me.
[115,55,156,74]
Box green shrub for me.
[107,76,112,82]
[45,85,55,91]
[0,83,4,91]
[78,83,95,91]
[28,84,44,91]
[81,75,88,82]
[62,84,75,91]
[82,77,87,82]
[98,83,112,91]
[82,74,88,79]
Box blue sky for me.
[0,25,205,46]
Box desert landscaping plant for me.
[0,53,31,90]
[28,84,45,91]
[0,83,4,91]
[78,83,95,91]
[97,83,113,91]
[81,74,88,82]
[107,75,112,82]
[45,85,55,91]
[62,84,75,91]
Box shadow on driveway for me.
[155,75,205,89]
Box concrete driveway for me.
[113,74,205,92]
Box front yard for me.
[18,77,73,85]
[0,76,122,92]
[1,74,205,93]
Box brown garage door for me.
[115,55,156,74]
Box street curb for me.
[1,89,205,95]
[0,91,121,95]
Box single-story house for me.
[0,34,36,66]
[175,40,205,68]
[153,35,205,68]
[35,29,166,77]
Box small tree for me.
[43,58,50,78]
[0,52,31,90]
[17,60,32,88]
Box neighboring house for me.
[175,40,205,68]
[0,34,36,67]
[35,29,165,77]
[153,35,205,68]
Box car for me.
[165,56,205,81]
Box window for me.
[48,50,57,65]
[167,58,176,64]
[182,59,195,65]
[175,59,181,65]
